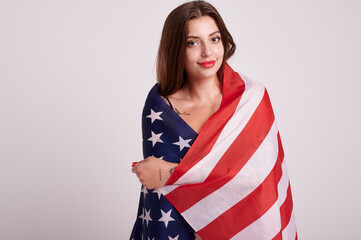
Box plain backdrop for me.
[1,0,360,239]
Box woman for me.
[131,1,296,240]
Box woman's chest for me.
[174,101,221,134]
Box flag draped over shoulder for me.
[156,63,297,240]
[131,74,200,239]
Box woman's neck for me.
[178,75,222,103]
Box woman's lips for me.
[198,60,216,68]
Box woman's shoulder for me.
[160,95,173,109]
[143,84,163,109]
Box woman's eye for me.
[212,36,221,42]
[187,41,198,47]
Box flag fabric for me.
[130,79,200,239]
[130,63,297,240]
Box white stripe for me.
[158,184,178,194]
[230,161,290,240]
[182,121,279,231]
[160,76,265,198]
[282,210,297,240]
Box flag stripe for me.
[280,184,294,232]
[164,91,275,213]
[272,183,295,240]
[230,148,291,240]
[166,70,245,184]
[282,210,297,239]
[196,133,284,240]
[181,121,279,231]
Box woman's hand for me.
[131,157,178,189]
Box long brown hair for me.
[157,0,236,96]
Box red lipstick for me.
[198,60,216,68]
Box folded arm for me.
[132,156,178,189]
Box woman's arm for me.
[131,157,178,189]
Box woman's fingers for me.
[131,161,140,173]
[131,157,175,189]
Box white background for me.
[1,0,360,239]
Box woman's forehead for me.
[187,16,219,36]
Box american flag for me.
[131,63,297,240]
[130,79,200,239]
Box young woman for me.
[131,1,296,240]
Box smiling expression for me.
[184,16,225,82]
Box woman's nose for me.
[201,43,212,57]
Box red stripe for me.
[166,91,275,213]
[197,133,284,240]
[272,182,295,239]
[281,184,294,230]
[272,232,282,240]
[166,64,245,184]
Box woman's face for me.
[184,16,224,82]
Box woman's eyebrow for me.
[187,30,220,38]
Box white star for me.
[148,237,155,240]
[146,109,163,123]
[144,208,152,226]
[173,136,192,151]
[152,155,164,159]
[138,208,144,223]
[153,188,162,199]
[148,131,164,147]
[168,235,179,240]
[141,185,148,197]
[158,209,175,228]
